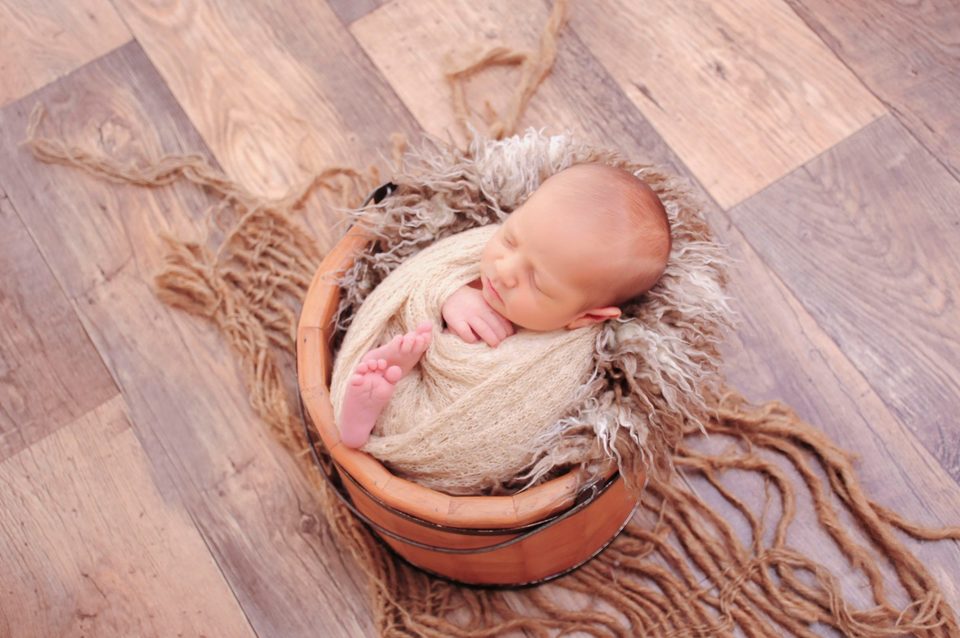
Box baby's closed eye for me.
[531,273,546,295]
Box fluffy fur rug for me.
[331,129,734,494]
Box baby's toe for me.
[413,334,429,352]
[384,365,403,383]
[350,373,365,386]
[400,334,414,354]
[416,320,432,334]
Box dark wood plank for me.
[0,42,375,637]
[786,0,960,182]
[730,114,960,485]
[0,189,117,461]
[0,396,255,638]
[327,0,384,26]
[709,214,960,611]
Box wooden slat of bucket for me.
[368,471,638,586]
[298,327,327,393]
[343,480,518,550]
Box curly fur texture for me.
[331,129,735,494]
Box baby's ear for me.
[566,306,621,329]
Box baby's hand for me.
[441,284,515,347]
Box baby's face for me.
[479,182,621,331]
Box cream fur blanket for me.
[331,130,734,499]
[330,223,601,495]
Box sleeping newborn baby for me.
[338,163,672,448]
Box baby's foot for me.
[361,320,433,377]
[339,358,403,449]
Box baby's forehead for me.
[526,217,631,285]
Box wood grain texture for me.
[0,395,255,638]
[327,0,383,25]
[2,0,958,631]
[0,0,130,107]
[112,0,420,211]
[351,0,678,158]
[0,190,117,462]
[730,114,960,485]
[355,0,960,609]
[786,0,960,182]
[568,0,885,208]
[0,42,375,637]
[710,211,960,611]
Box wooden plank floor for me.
[1,0,958,635]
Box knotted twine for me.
[24,106,960,637]
[21,0,960,631]
[330,224,602,495]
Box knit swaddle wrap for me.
[330,223,601,495]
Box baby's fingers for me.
[451,319,479,344]
[496,314,516,336]
[471,317,501,347]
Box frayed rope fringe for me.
[23,106,960,637]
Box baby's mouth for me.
[484,276,504,304]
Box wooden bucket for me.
[296,189,640,586]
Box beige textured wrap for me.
[330,223,601,495]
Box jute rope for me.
[444,0,568,141]
[22,1,960,634]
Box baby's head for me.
[479,163,671,331]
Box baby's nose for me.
[495,258,518,287]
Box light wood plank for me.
[0,0,130,107]
[112,0,419,207]
[568,0,885,208]
[0,395,255,638]
[730,114,960,485]
[351,0,678,157]
[786,0,960,182]
[0,42,375,637]
[0,189,117,461]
